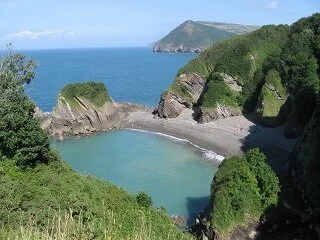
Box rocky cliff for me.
[157,73,205,118]
[38,82,142,139]
[156,72,242,122]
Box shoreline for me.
[124,128,225,162]
[123,110,297,173]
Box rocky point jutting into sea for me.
[36,82,143,140]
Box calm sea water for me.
[53,130,217,223]
[21,48,217,223]
[22,47,194,112]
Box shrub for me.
[210,149,280,235]
[60,82,112,108]
[136,191,153,208]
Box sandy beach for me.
[123,109,297,173]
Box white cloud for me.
[5,30,75,40]
[265,1,279,10]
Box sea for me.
[21,47,218,224]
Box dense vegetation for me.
[154,20,236,51]
[174,23,290,113]
[0,53,53,167]
[202,72,238,108]
[210,149,279,235]
[61,82,112,108]
[0,160,191,239]
[163,13,319,134]
[0,52,192,239]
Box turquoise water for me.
[22,47,195,112]
[53,130,218,223]
[21,48,217,223]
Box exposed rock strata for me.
[199,104,242,123]
[153,44,204,53]
[157,73,205,118]
[157,72,243,122]
[38,95,142,139]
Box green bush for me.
[136,191,153,208]
[210,149,279,235]
[61,82,112,108]
[202,72,238,108]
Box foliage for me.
[202,72,238,108]
[210,149,279,235]
[0,52,52,167]
[165,24,290,113]
[255,69,288,126]
[245,149,280,208]
[0,160,192,239]
[60,82,112,108]
[278,13,320,134]
[136,191,153,208]
[289,105,320,221]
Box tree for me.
[0,49,52,167]
[136,191,153,208]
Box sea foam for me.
[126,128,225,163]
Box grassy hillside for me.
[197,21,260,34]
[0,159,192,240]
[169,24,290,112]
[60,82,112,108]
[154,20,236,51]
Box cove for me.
[52,129,218,224]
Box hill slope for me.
[153,20,237,53]
[153,20,259,53]
[197,21,260,34]
[157,13,319,136]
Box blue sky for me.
[0,0,319,50]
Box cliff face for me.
[44,95,141,138]
[157,73,205,118]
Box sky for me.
[0,0,319,50]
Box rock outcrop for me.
[42,96,142,139]
[153,43,204,53]
[36,82,143,139]
[156,73,205,118]
[198,104,242,123]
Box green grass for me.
[201,72,239,109]
[210,149,279,236]
[256,69,288,126]
[0,159,193,240]
[60,82,112,108]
